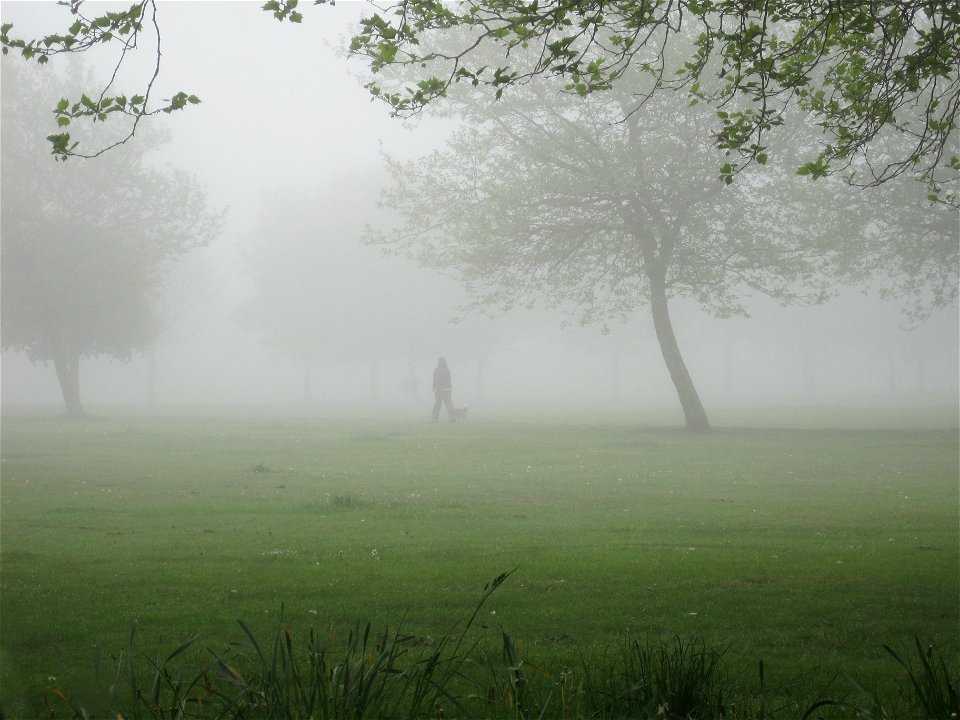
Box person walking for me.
[431,357,454,422]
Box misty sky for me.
[2,1,958,416]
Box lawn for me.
[1,407,957,717]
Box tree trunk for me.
[302,355,312,404]
[648,272,710,432]
[147,343,158,406]
[801,344,817,397]
[369,360,380,403]
[53,352,85,417]
[887,345,898,395]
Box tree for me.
[4,1,956,203]
[368,64,956,431]
[0,61,221,415]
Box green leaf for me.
[46,132,71,156]
[379,43,398,63]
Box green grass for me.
[1,408,957,717]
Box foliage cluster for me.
[0,1,198,159]
[4,1,955,202]
[350,0,960,203]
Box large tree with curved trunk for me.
[369,72,953,431]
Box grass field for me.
[1,406,957,717]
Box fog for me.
[2,1,958,422]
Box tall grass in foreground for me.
[802,639,960,720]
[26,571,959,720]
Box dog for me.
[451,406,468,422]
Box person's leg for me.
[432,393,442,422]
[444,391,455,421]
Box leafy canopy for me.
[350,0,959,203]
[2,0,957,203]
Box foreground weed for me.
[581,635,726,719]
[216,568,520,719]
[34,598,957,720]
[885,638,960,718]
[476,629,554,719]
[802,638,960,720]
[45,621,207,720]
[217,613,411,718]
[41,570,519,720]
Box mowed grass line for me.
[0,411,957,715]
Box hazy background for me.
[2,1,958,419]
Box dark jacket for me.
[433,362,451,393]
